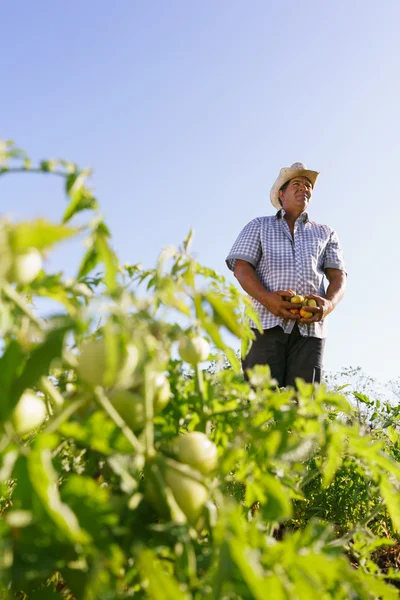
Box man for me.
[226,162,346,388]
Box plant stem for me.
[143,366,155,459]
[44,397,89,434]
[39,376,65,410]
[195,363,210,433]
[3,283,44,331]
[94,387,144,454]
[0,167,67,178]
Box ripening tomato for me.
[12,390,47,435]
[307,298,318,307]
[174,432,217,474]
[178,337,210,365]
[164,466,208,524]
[8,248,42,285]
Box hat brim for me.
[270,167,319,210]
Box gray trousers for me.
[242,325,325,388]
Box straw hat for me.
[270,162,319,210]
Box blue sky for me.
[2,1,399,383]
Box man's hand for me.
[298,294,333,323]
[233,262,300,320]
[264,290,300,320]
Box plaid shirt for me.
[226,210,346,339]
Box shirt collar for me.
[276,209,309,223]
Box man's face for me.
[279,176,313,213]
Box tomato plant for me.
[0,140,399,599]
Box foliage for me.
[0,141,399,599]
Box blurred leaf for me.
[63,170,98,223]
[9,219,78,252]
[379,477,400,532]
[137,547,189,600]
[108,455,138,494]
[11,320,73,402]
[95,231,118,292]
[229,537,286,600]
[63,189,98,224]
[59,410,131,455]
[29,274,80,313]
[0,340,25,420]
[27,589,65,599]
[261,474,292,520]
[204,291,242,338]
[386,426,399,445]
[353,392,371,405]
[212,541,231,600]
[61,475,117,543]
[78,245,100,279]
[322,428,346,487]
[182,229,194,252]
[28,446,89,544]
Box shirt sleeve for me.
[226,218,262,272]
[323,229,347,273]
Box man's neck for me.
[283,210,306,234]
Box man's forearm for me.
[234,263,270,306]
[325,270,346,311]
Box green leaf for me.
[78,245,100,279]
[29,274,80,314]
[386,426,399,445]
[379,476,400,532]
[0,341,26,420]
[353,392,371,405]
[137,547,189,600]
[322,428,346,487]
[60,475,117,543]
[204,291,242,338]
[228,537,286,600]
[28,446,90,544]
[95,232,119,292]
[9,219,78,252]
[212,541,232,600]
[63,186,98,223]
[10,320,73,402]
[182,228,194,252]
[261,474,292,520]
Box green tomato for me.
[110,390,145,431]
[152,372,171,413]
[144,461,170,519]
[8,248,42,285]
[116,343,140,388]
[174,431,218,474]
[164,466,208,524]
[178,337,210,365]
[110,374,171,431]
[77,339,139,388]
[12,390,47,435]
[77,339,109,386]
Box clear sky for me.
[1,1,399,384]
